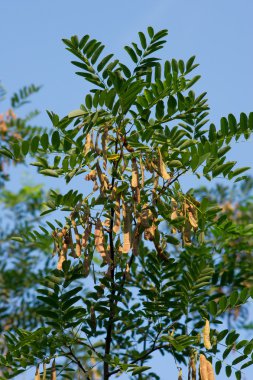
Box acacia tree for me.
[1,27,253,380]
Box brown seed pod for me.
[188,210,198,229]
[83,254,90,278]
[95,219,110,263]
[42,363,47,380]
[35,365,40,380]
[139,156,145,188]
[132,226,141,256]
[71,215,81,258]
[203,319,212,350]
[131,158,139,188]
[140,207,153,228]
[93,180,99,192]
[57,242,67,270]
[144,224,156,241]
[199,354,208,380]
[85,170,97,181]
[122,201,132,254]
[90,305,96,330]
[101,128,108,170]
[51,359,56,380]
[158,149,171,181]
[206,359,215,380]
[83,133,91,156]
[113,196,121,234]
[82,223,92,248]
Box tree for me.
[1,27,253,380]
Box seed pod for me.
[82,223,92,248]
[42,363,47,380]
[113,196,121,234]
[144,224,156,241]
[101,128,108,169]
[140,207,153,228]
[57,242,67,270]
[189,353,196,380]
[51,359,56,380]
[35,365,40,380]
[188,210,198,229]
[122,201,131,254]
[178,369,183,380]
[203,319,212,350]
[131,158,139,188]
[83,254,90,277]
[158,149,171,181]
[139,156,145,188]
[199,354,208,380]
[90,305,96,330]
[85,170,97,181]
[93,180,99,192]
[95,219,110,263]
[83,133,91,156]
[206,359,215,380]
[152,174,159,205]
[71,215,81,257]
[132,226,141,256]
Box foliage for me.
[1,27,253,380]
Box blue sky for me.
[1,0,253,379]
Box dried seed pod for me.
[139,156,145,188]
[206,359,215,380]
[42,363,47,380]
[188,210,198,229]
[203,319,212,350]
[83,254,90,277]
[101,128,108,169]
[144,224,156,241]
[131,158,139,188]
[35,365,40,380]
[93,180,99,192]
[158,149,171,181]
[152,174,159,205]
[122,201,132,254]
[140,206,153,228]
[82,223,92,248]
[57,242,67,270]
[83,133,91,156]
[90,305,96,330]
[95,219,110,263]
[178,369,183,380]
[113,196,121,234]
[51,359,56,380]
[132,226,141,256]
[199,354,208,380]
[71,215,81,257]
[189,353,196,380]
[85,170,97,181]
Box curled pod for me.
[158,149,171,181]
[35,365,40,380]
[51,359,56,380]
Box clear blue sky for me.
[1,0,253,379]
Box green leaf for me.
[132,366,151,375]
[68,109,86,118]
[124,46,138,63]
[225,365,232,377]
[39,169,59,177]
[215,360,222,375]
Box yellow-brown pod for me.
[206,359,215,380]
[113,196,121,234]
[158,148,171,181]
[122,201,131,254]
[203,319,212,350]
[199,354,208,380]
[51,359,56,380]
[35,365,40,380]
